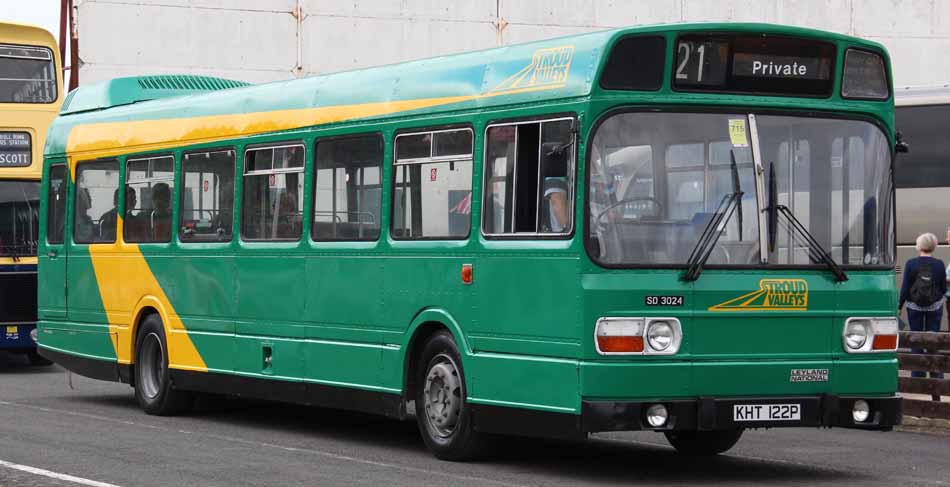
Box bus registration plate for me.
[733,403,801,422]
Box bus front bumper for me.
[581,394,902,433]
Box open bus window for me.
[73,160,118,244]
[313,134,383,241]
[482,118,575,236]
[241,144,304,241]
[123,155,175,243]
[181,149,235,242]
[46,165,67,245]
[392,128,473,240]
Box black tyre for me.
[414,330,485,461]
[134,314,192,415]
[26,349,53,366]
[664,429,743,455]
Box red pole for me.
[58,0,67,77]
[68,0,78,90]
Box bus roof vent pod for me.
[136,75,250,92]
[60,75,252,115]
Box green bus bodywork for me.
[38,23,900,442]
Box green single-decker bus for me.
[38,22,900,460]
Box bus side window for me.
[73,160,119,244]
[180,149,235,242]
[47,165,67,244]
[483,118,575,236]
[124,155,175,243]
[241,143,305,241]
[313,134,383,241]
[392,128,473,240]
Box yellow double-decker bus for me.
[0,22,62,364]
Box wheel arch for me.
[401,308,472,404]
[126,295,169,365]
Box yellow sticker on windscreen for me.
[729,119,749,147]
[5,326,16,334]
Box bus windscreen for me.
[0,45,57,104]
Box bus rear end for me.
[0,22,62,364]
[582,25,899,453]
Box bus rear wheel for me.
[414,330,485,461]
[664,429,743,455]
[134,314,192,415]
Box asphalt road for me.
[0,352,946,487]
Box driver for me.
[588,145,620,226]
[541,142,570,233]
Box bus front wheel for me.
[134,314,192,415]
[664,429,743,455]
[414,330,485,461]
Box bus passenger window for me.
[313,134,382,241]
[123,155,175,243]
[180,149,235,242]
[392,128,473,240]
[242,144,304,241]
[73,160,118,244]
[47,165,67,244]
[483,118,575,236]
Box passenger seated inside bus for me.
[101,187,137,241]
[276,191,300,238]
[211,180,234,240]
[149,183,171,241]
[74,188,96,242]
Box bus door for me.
[38,162,69,319]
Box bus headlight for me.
[844,320,869,350]
[647,321,674,351]
[645,318,682,355]
[30,328,38,342]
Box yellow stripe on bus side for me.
[86,217,206,370]
[65,94,478,161]
[63,83,566,164]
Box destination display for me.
[0,132,31,167]
[674,35,835,96]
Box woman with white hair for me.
[899,232,947,379]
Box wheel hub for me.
[423,355,461,438]
[139,332,164,400]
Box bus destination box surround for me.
[673,35,836,96]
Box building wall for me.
[77,0,950,87]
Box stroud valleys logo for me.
[489,45,574,94]
[708,279,808,311]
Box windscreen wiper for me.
[683,157,744,282]
[731,150,743,242]
[764,162,847,282]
